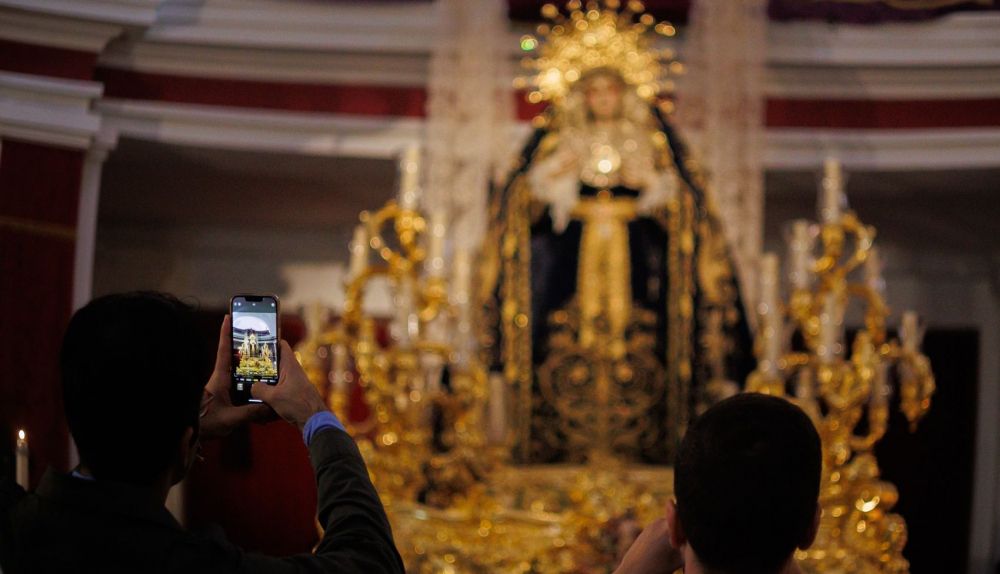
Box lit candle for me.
[398,145,421,210]
[15,429,28,489]
[426,210,448,277]
[820,157,843,224]
[487,373,507,445]
[348,224,368,281]
[788,220,814,290]
[758,253,782,376]
[900,311,920,353]
[865,247,884,294]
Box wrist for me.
[295,397,327,431]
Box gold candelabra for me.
[297,148,492,511]
[745,159,935,574]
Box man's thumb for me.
[251,381,274,402]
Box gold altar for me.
[296,2,934,572]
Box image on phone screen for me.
[231,295,279,404]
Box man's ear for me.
[665,498,686,549]
[799,503,821,550]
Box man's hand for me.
[614,518,684,574]
[199,315,275,439]
[251,340,327,431]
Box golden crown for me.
[515,0,680,104]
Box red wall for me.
[0,139,85,486]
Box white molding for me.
[0,6,124,52]
[97,98,1000,172]
[768,13,1000,67]
[0,71,103,149]
[764,128,1000,171]
[82,1,1000,102]
[98,41,430,87]
[766,65,1000,100]
[98,98,423,158]
[147,0,438,52]
[0,0,160,28]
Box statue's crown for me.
[515,0,680,104]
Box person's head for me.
[668,393,822,574]
[580,67,626,121]
[61,292,210,486]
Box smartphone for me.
[230,294,280,405]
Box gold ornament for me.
[518,0,678,104]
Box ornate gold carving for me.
[537,301,665,461]
[746,206,935,574]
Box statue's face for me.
[583,74,623,121]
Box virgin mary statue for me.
[479,2,754,465]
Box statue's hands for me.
[636,170,677,215]
[614,517,684,574]
[530,150,580,233]
[554,150,579,178]
[200,315,276,439]
[620,154,654,191]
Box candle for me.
[15,429,28,489]
[820,157,843,224]
[426,210,448,277]
[393,276,418,347]
[348,224,368,281]
[865,247,884,294]
[788,220,814,290]
[872,363,890,408]
[817,289,843,362]
[331,343,348,394]
[758,253,782,376]
[900,311,920,353]
[452,248,471,308]
[487,373,507,445]
[452,249,473,368]
[794,369,813,402]
[398,145,421,210]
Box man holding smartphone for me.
[0,292,405,574]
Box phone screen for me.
[230,295,280,405]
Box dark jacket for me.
[0,428,405,573]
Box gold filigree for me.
[537,301,665,462]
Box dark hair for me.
[61,292,210,485]
[675,393,822,574]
